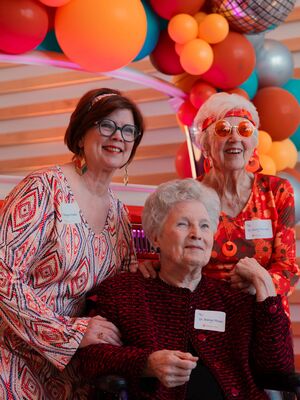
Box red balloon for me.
[201,32,256,89]
[0,0,49,54]
[189,80,217,108]
[226,87,249,100]
[253,87,300,141]
[177,99,198,126]
[149,0,206,20]
[150,30,184,75]
[175,142,193,178]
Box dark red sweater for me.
[79,272,294,399]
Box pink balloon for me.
[150,30,184,75]
[0,0,49,54]
[149,0,205,20]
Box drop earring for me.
[123,165,129,186]
[203,156,213,174]
[74,155,87,176]
[246,149,262,173]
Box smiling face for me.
[154,200,214,274]
[81,108,135,172]
[206,116,257,172]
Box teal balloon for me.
[283,78,300,103]
[239,69,258,99]
[37,30,62,53]
[284,79,300,149]
[290,127,300,151]
[134,1,160,61]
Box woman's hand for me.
[230,257,276,301]
[79,315,122,348]
[144,350,198,388]
[130,259,160,278]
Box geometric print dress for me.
[0,165,136,399]
[203,173,300,317]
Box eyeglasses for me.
[214,119,254,138]
[95,119,140,142]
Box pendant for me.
[222,241,237,257]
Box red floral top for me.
[203,174,300,316]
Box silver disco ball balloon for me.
[210,0,296,34]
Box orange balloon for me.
[168,14,198,44]
[253,87,300,141]
[172,73,201,93]
[226,88,249,99]
[284,139,298,168]
[175,42,185,56]
[193,11,207,24]
[257,130,272,154]
[180,39,213,75]
[55,0,147,72]
[267,140,291,172]
[198,13,229,44]
[259,154,276,175]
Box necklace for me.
[220,213,237,257]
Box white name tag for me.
[245,219,273,240]
[60,202,81,224]
[194,310,226,332]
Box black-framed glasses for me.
[95,119,140,142]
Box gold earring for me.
[123,165,129,186]
[74,155,87,176]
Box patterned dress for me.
[0,166,136,400]
[203,173,300,315]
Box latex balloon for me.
[267,141,291,172]
[284,139,298,169]
[175,141,193,178]
[253,87,300,140]
[198,13,229,44]
[259,154,276,176]
[39,0,71,6]
[55,0,147,72]
[277,169,300,223]
[226,88,249,99]
[168,14,198,44]
[257,130,272,154]
[200,32,256,89]
[177,99,198,126]
[180,39,213,76]
[150,29,184,75]
[134,1,161,61]
[256,39,294,87]
[210,0,296,34]
[283,78,300,104]
[245,32,265,52]
[190,81,217,108]
[239,68,258,100]
[0,0,49,54]
[172,73,201,93]
[290,127,300,151]
[37,30,62,53]
[149,0,206,20]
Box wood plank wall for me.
[0,5,299,185]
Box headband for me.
[201,108,256,131]
[89,93,117,109]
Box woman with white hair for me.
[192,92,299,316]
[79,179,294,400]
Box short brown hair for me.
[64,88,144,165]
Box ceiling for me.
[0,3,299,187]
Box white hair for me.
[193,92,259,152]
[142,178,220,247]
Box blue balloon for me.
[283,78,300,103]
[283,78,300,149]
[134,1,161,62]
[239,68,258,99]
[37,30,62,53]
